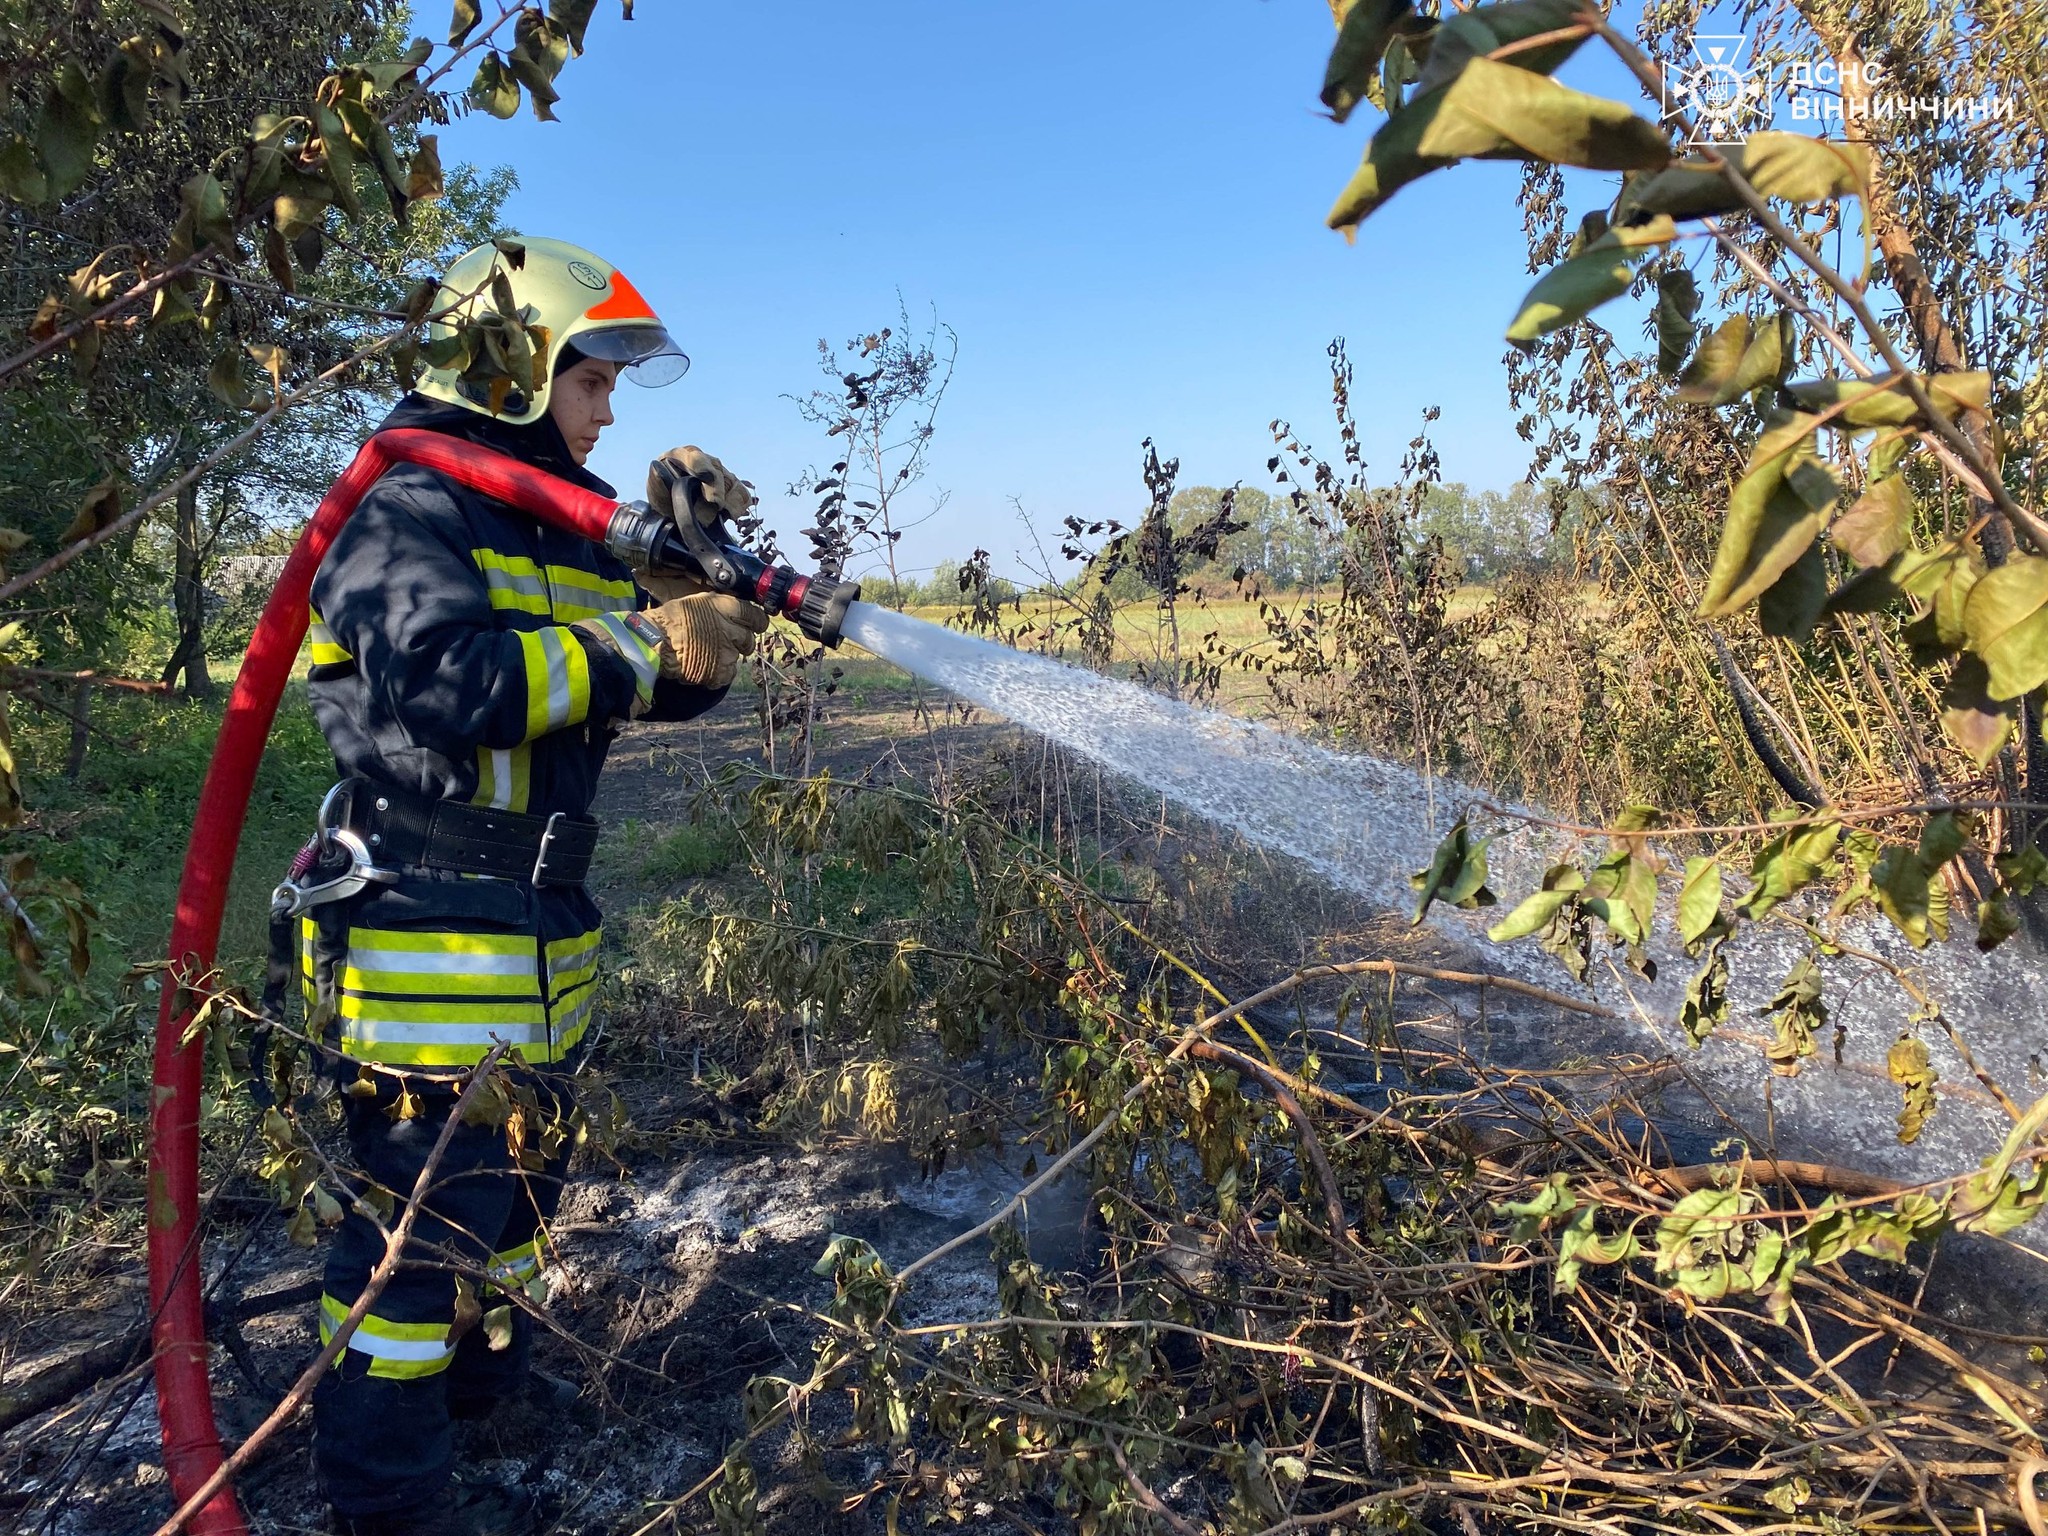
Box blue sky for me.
[438,1,1659,583]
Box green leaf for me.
[1412,0,1587,95]
[36,61,102,201]
[1831,474,1911,569]
[311,102,362,221]
[1581,849,1655,947]
[1329,56,1666,235]
[1997,844,2048,897]
[1950,1091,2048,1237]
[1739,818,1841,920]
[179,171,234,253]
[450,0,483,45]
[1679,941,1729,1046]
[1756,539,1828,640]
[1737,131,1869,203]
[1939,655,2017,766]
[1676,312,1791,405]
[1554,1202,1641,1293]
[1887,1033,1939,1145]
[0,136,49,204]
[1487,862,1584,944]
[1782,371,1991,429]
[1496,1172,1575,1240]
[207,347,253,408]
[342,99,410,216]
[1322,0,1413,124]
[1614,158,1745,223]
[551,0,601,53]
[1430,57,1667,172]
[99,36,155,131]
[1654,266,1699,375]
[1677,857,1724,954]
[1869,816,1959,949]
[1488,886,1576,943]
[1761,953,1827,1076]
[1961,552,2048,701]
[1675,315,1752,403]
[1408,819,1495,924]
[1698,412,1840,618]
[1900,541,1982,658]
[1653,1182,1743,1274]
[1506,246,1640,349]
[482,1303,515,1350]
[469,53,522,120]
[407,134,445,201]
[1975,897,2021,953]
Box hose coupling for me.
[795,575,861,648]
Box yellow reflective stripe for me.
[548,966,600,1006]
[518,626,592,741]
[553,985,596,1056]
[339,995,547,1026]
[471,548,550,614]
[348,927,535,956]
[342,938,539,1001]
[547,564,636,623]
[307,607,352,665]
[545,930,602,976]
[300,916,317,1007]
[489,1236,547,1285]
[344,966,539,998]
[338,1036,533,1068]
[319,1293,457,1379]
[473,745,531,814]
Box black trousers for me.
[310,1067,573,1517]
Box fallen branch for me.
[1189,1039,1357,1252]
[0,1279,322,1436]
[892,958,1543,1293]
[0,666,178,696]
[1647,1158,1906,1202]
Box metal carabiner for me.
[270,782,397,919]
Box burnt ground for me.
[7,681,2041,1534]
[0,685,1138,1536]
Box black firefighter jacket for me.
[300,394,726,1073]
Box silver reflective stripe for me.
[344,1021,549,1047]
[486,748,513,810]
[348,948,537,977]
[540,626,572,731]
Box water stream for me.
[841,602,2046,1189]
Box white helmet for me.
[416,236,689,424]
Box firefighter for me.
[296,237,765,1535]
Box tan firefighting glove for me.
[642,447,754,603]
[642,592,771,691]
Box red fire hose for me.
[147,428,628,1536]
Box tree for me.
[1309,0,2048,1192]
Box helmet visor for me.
[572,324,691,387]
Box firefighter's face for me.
[549,356,619,464]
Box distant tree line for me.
[1141,479,1591,597]
[859,559,1023,610]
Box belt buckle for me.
[530,811,566,887]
